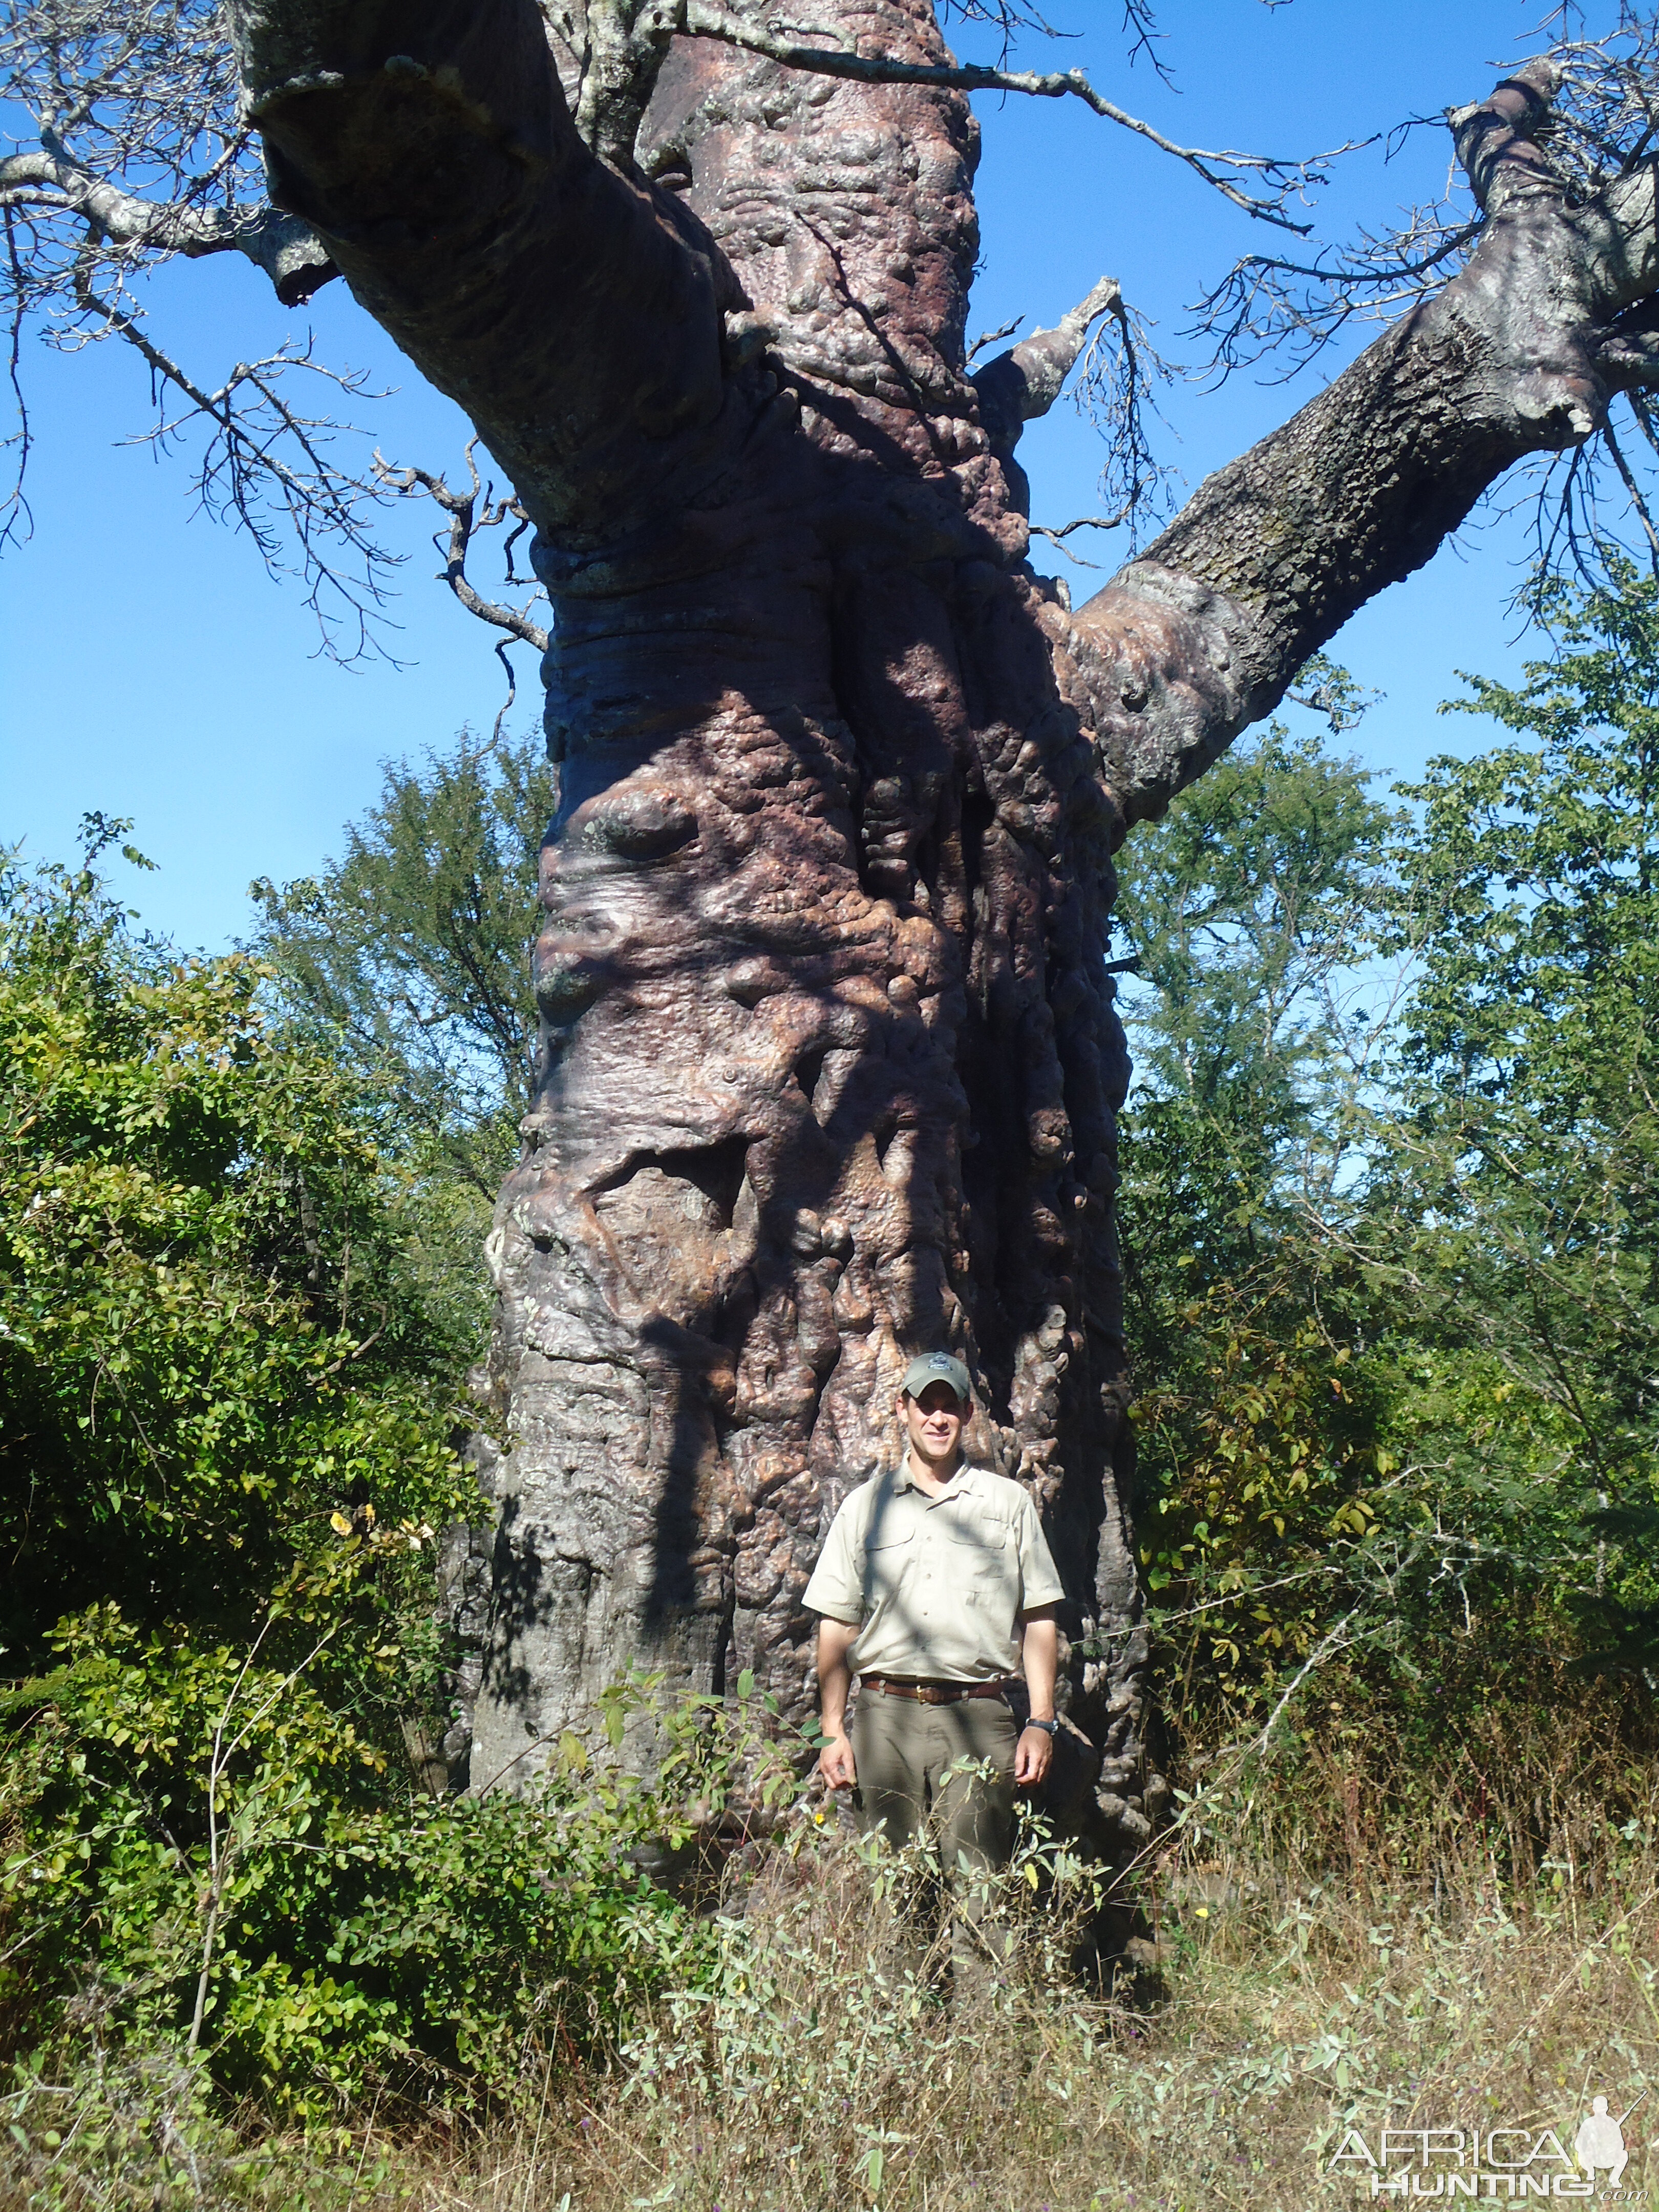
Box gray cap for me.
[901,1351,973,1405]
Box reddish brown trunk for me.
[231,1,1656,1848]
[462,10,1150,1837]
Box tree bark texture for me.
[230,4,1659,1843]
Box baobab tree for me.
[11,2,1659,1848]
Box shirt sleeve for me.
[803,1493,865,1623]
[1014,1492,1066,1611]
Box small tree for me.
[250,727,555,1198]
[1364,564,1659,1677]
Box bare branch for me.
[1599,409,1659,571]
[70,256,402,660]
[373,444,551,655]
[1186,22,1659,384]
[1,0,365,640]
[1069,285,1179,546]
[1,208,32,553]
[967,315,1023,364]
[1191,209,1481,381]
[374,441,551,731]
[678,1,1353,232]
[1030,513,1133,567]
[972,274,1175,541]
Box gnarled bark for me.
[228,3,1659,1848]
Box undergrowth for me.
[9,1715,1659,2212]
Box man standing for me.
[803,1351,1066,1956]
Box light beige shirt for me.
[803,1459,1065,1683]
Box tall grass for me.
[8,1704,1659,2212]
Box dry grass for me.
[11,1728,1659,2212]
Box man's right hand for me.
[818,1731,856,1789]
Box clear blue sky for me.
[2,1,1568,949]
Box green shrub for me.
[4,1635,803,2114]
[0,830,747,2117]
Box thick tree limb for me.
[0,144,336,305]
[1070,58,1659,826]
[973,274,1123,434]
[226,0,741,540]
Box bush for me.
[0,830,740,2118]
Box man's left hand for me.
[1015,1723,1054,1788]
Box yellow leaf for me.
[329,1512,352,1535]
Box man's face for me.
[901,1381,967,1469]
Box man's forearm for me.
[1022,1614,1058,1721]
[819,1656,850,1737]
[816,1619,858,1736]
[814,1618,860,1788]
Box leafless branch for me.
[0,141,334,302]
[1,208,31,551]
[1187,14,1659,379]
[1600,408,1659,570]
[1029,511,1134,567]
[71,254,403,660]
[943,0,1174,86]
[374,441,551,732]
[1192,206,1481,381]
[967,315,1024,363]
[1068,285,1180,547]
[373,444,551,655]
[1,1,376,642]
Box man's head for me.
[898,1352,972,1472]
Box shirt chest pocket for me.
[944,1516,1011,1580]
[858,1526,914,1600]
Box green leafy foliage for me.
[1119,583,1659,1760]
[1115,712,1401,1181]
[247,728,552,1202]
[1363,559,1659,1677]
[5,1623,720,2116]
[1114,718,1401,1712]
[0,825,732,2117]
[0,823,476,1659]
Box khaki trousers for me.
[850,1690,1018,1960]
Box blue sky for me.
[2,0,1575,949]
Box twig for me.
[1030,509,1136,565]
[375,443,549,731]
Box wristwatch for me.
[1023,1717,1059,1736]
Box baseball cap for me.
[901,1351,973,1404]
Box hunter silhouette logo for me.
[1574,2093,1646,2193]
[1330,2090,1649,2197]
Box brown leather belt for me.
[861,1675,1013,1707]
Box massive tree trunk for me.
[229,2,1659,1846]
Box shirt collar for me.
[891,1454,979,1498]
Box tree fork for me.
[226,1,1659,1850]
